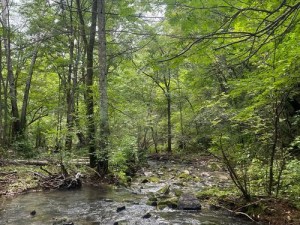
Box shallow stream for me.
[0,159,258,225]
[0,185,256,225]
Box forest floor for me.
[1,154,300,224]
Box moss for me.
[157,197,178,209]
[149,176,160,183]
[173,188,183,197]
[193,176,201,182]
[157,184,170,195]
[178,172,193,180]
[196,187,232,200]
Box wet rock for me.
[148,176,160,183]
[144,171,153,177]
[141,178,149,183]
[157,184,170,195]
[178,172,192,180]
[116,206,126,212]
[147,195,158,206]
[157,197,178,209]
[173,188,183,197]
[147,199,158,206]
[142,212,151,219]
[183,170,190,175]
[178,193,201,210]
[30,210,36,216]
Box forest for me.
[1,0,300,224]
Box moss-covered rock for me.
[157,197,178,209]
[149,176,160,183]
[173,188,183,197]
[157,184,170,195]
[178,170,193,181]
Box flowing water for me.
[0,159,259,225]
[0,185,256,225]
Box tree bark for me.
[1,0,21,140]
[165,70,172,153]
[76,0,98,167]
[97,0,110,175]
[20,48,38,134]
[0,37,3,144]
[65,0,75,151]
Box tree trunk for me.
[65,1,75,151]
[2,0,21,140]
[20,48,38,135]
[0,38,3,144]
[165,70,172,153]
[268,100,280,196]
[166,93,172,153]
[97,0,110,175]
[76,0,98,167]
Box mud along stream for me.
[0,159,257,225]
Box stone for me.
[157,197,178,209]
[142,212,151,219]
[157,184,170,195]
[116,206,126,212]
[173,188,183,197]
[178,193,201,210]
[146,200,157,206]
[144,171,153,177]
[141,178,149,183]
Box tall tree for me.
[1,0,21,140]
[97,0,110,174]
[76,0,98,167]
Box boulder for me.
[178,193,201,210]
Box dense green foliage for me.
[0,0,300,201]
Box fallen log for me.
[0,159,89,166]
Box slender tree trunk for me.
[164,70,172,153]
[2,0,20,140]
[268,100,280,196]
[0,38,3,144]
[65,1,75,151]
[20,48,38,135]
[166,93,171,153]
[1,75,9,145]
[97,0,110,175]
[74,37,86,146]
